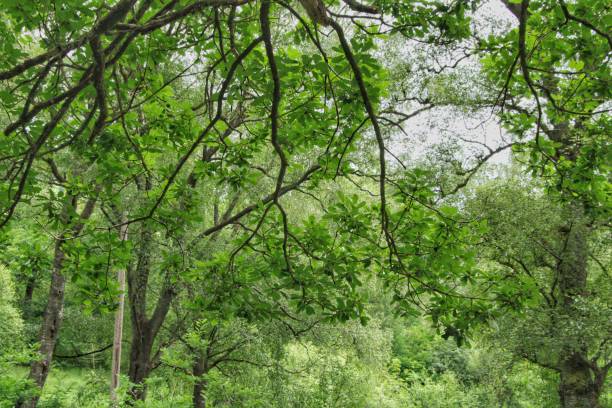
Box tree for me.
[477,1,611,405]
[464,179,610,407]
[0,0,608,406]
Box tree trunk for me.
[110,220,129,405]
[556,205,601,408]
[126,221,176,402]
[15,192,98,408]
[559,352,601,408]
[16,240,66,408]
[21,275,37,319]
[23,276,36,306]
[192,353,209,408]
[193,380,208,408]
[126,286,175,401]
[127,333,154,401]
[125,155,213,402]
[127,222,154,401]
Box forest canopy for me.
[0,0,609,407]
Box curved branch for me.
[0,0,136,81]
[55,343,113,359]
[342,0,379,14]
[260,0,287,199]
[328,18,390,243]
[558,0,611,49]
[126,36,264,226]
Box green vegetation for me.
[0,0,609,407]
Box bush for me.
[0,264,24,352]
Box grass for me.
[6,365,193,408]
[12,365,105,390]
[7,366,109,407]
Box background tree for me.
[0,0,609,407]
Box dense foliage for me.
[0,0,609,407]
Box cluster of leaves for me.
[0,0,609,406]
[479,0,611,215]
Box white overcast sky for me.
[387,0,518,168]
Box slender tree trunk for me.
[16,193,98,408]
[192,380,208,408]
[110,220,129,405]
[127,221,154,402]
[21,275,37,320]
[23,276,36,306]
[125,178,159,402]
[192,353,209,408]
[16,239,66,408]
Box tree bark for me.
[192,353,209,408]
[16,239,66,408]
[23,276,36,306]
[127,332,154,401]
[16,193,98,408]
[556,206,601,408]
[110,219,129,405]
[126,221,176,402]
[492,2,605,404]
[124,139,231,402]
[126,288,175,401]
[127,221,154,401]
[21,275,37,319]
[559,353,601,408]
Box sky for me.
[386,0,518,169]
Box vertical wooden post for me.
[110,219,128,405]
